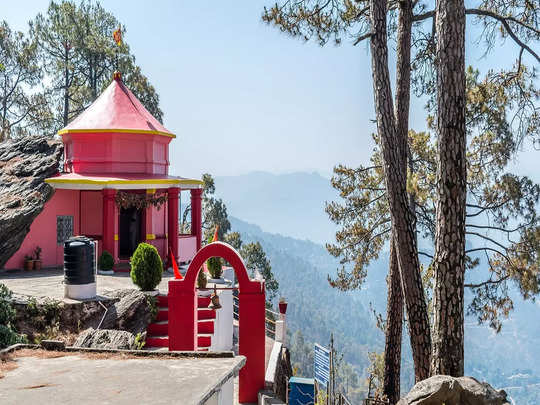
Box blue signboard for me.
[314,343,330,387]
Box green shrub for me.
[207,256,223,279]
[98,250,114,271]
[130,243,163,291]
[0,283,25,349]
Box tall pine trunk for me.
[383,238,403,403]
[369,0,431,382]
[431,0,467,376]
[382,0,413,400]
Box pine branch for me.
[465,274,510,288]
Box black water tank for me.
[64,236,95,285]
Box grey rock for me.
[397,375,509,405]
[0,136,63,268]
[74,328,137,350]
[100,289,155,334]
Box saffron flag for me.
[113,26,122,45]
[170,247,182,280]
[212,225,220,242]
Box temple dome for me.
[59,73,174,138]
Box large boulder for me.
[74,328,137,350]
[397,375,509,405]
[100,289,155,335]
[0,136,63,268]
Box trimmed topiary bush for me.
[130,243,163,291]
[98,250,114,271]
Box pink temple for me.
[5,72,203,270]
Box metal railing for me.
[232,295,277,339]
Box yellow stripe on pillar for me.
[146,234,156,240]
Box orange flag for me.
[113,26,122,46]
[212,225,220,242]
[170,247,182,280]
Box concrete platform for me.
[0,268,175,301]
[0,348,245,405]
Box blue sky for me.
[3,1,538,180]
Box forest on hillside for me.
[230,216,540,404]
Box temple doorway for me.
[119,207,143,258]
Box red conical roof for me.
[59,73,174,138]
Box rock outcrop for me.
[397,375,509,405]
[99,289,156,335]
[11,289,155,342]
[0,136,63,268]
[74,328,138,350]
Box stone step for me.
[147,320,168,336]
[156,309,168,322]
[197,319,214,334]
[156,295,168,307]
[198,296,211,307]
[197,334,212,348]
[146,335,169,348]
[197,308,216,320]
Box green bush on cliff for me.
[130,243,163,291]
[0,283,25,348]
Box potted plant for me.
[98,250,115,275]
[278,297,288,315]
[197,269,211,296]
[33,246,42,270]
[206,256,224,283]
[23,255,34,271]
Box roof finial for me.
[113,71,122,81]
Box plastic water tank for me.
[64,236,97,299]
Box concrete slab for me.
[0,349,245,405]
[0,268,174,301]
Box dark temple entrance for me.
[119,207,143,258]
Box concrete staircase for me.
[145,294,216,351]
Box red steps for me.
[145,294,169,350]
[145,293,216,351]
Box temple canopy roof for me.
[45,172,203,190]
[59,73,175,138]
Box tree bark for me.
[431,0,467,377]
[369,0,431,382]
[383,237,403,403]
[383,0,413,399]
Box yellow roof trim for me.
[45,178,204,186]
[58,128,176,138]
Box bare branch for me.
[353,31,373,46]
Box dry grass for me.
[0,353,19,379]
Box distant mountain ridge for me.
[215,171,338,244]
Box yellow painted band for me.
[165,233,168,238]
[114,234,118,241]
[45,178,204,186]
[146,234,156,240]
[58,128,176,138]
[146,189,156,194]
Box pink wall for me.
[4,189,80,269]
[63,132,170,174]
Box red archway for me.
[168,241,265,404]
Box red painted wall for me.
[4,189,80,269]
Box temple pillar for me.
[190,188,202,251]
[102,189,117,260]
[168,188,179,265]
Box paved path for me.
[0,268,175,301]
[0,351,245,405]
